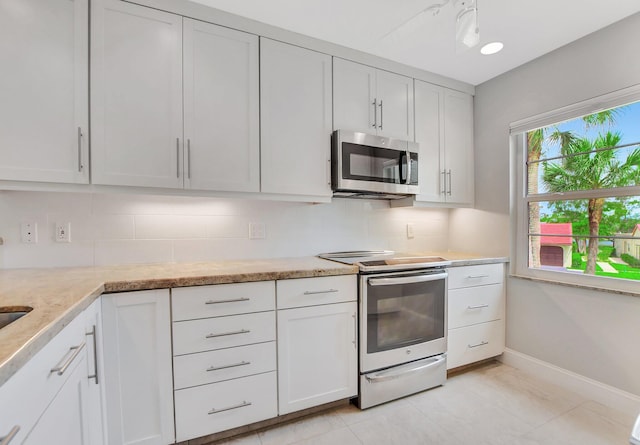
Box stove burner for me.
[318,251,451,272]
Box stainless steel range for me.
[318,251,450,409]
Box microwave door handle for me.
[405,149,411,185]
[369,273,447,286]
[398,152,406,184]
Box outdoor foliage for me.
[621,253,640,268]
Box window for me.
[511,86,640,293]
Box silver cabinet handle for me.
[0,426,19,445]
[466,274,490,279]
[467,304,489,310]
[50,342,86,376]
[176,138,180,178]
[441,170,447,195]
[205,297,250,305]
[208,401,251,415]
[378,100,383,129]
[369,272,447,286]
[206,329,250,339]
[468,341,489,349]
[303,289,338,295]
[372,98,377,128]
[206,361,250,372]
[86,326,99,384]
[352,313,357,348]
[187,139,191,179]
[447,169,452,196]
[77,127,83,172]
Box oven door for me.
[360,270,447,373]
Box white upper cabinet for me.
[183,19,259,192]
[0,0,89,184]
[91,0,183,188]
[414,80,474,206]
[260,38,332,197]
[333,58,414,141]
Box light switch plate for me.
[21,221,38,244]
[407,223,415,239]
[249,222,266,239]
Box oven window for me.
[342,142,418,185]
[367,278,445,353]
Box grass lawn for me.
[568,259,640,280]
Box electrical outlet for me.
[406,223,415,239]
[55,222,71,243]
[249,222,266,240]
[21,222,38,244]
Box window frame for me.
[510,83,640,295]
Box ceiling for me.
[190,0,640,85]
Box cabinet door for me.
[376,70,414,140]
[0,0,89,184]
[443,89,474,205]
[183,19,259,192]
[277,302,357,415]
[91,0,183,188]
[102,290,174,445]
[24,355,90,445]
[333,58,376,134]
[414,80,445,203]
[260,38,332,197]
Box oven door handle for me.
[365,354,446,383]
[368,273,447,286]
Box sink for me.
[0,307,32,329]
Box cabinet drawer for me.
[173,311,275,355]
[172,281,275,321]
[174,342,276,390]
[277,275,356,309]
[448,283,504,329]
[174,371,277,442]
[447,320,505,369]
[448,263,504,289]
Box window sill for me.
[508,273,640,299]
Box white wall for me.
[0,191,450,269]
[450,12,640,396]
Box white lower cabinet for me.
[23,355,90,445]
[172,282,277,442]
[447,263,506,370]
[0,301,100,445]
[101,289,174,445]
[276,276,358,415]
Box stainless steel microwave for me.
[331,130,419,198]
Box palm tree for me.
[542,131,640,274]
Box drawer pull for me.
[466,274,490,279]
[206,329,250,339]
[50,342,86,376]
[208,400,252,415]
[205,297,250,305]
[0,426,20,445]
[467,304,489,310]
[468,341,489,349]
[86,325,99,384]
[303,289,339,295]
[206,361,251,372]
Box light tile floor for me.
[214,362,635,445]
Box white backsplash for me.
[0,191,450,269]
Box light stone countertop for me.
[0,252,508,387]
[0,257,358,387]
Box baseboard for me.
[499,348,640,416]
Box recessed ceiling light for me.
[480,41,504,55]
